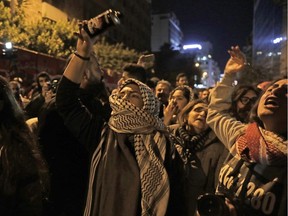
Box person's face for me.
[257,79,288,131]
[155,83,170,104]
[9,83,20,95]
[118,84,144,108]
[200,90,209,99]
[38,76,50,87]
[236,90,258,122]
[187,103,209,134]
[170,90,189,114]
[177,76,188,86]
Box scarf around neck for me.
[108,78,170,216]
[172,125,211,164]
[178,126,211,152]
[236,123,287,166]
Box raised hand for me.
[75,22,98,57]
[163,99,178,126]
[224,45,247,74]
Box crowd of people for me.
[0,26,287,216]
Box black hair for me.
[36,71,50,82]
[0,75,49,197]
[123,63,147,83]
[176,72,187,82]
[36,71,51,92]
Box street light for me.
[1,42,17,58]
[5,42,13,49]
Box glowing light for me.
[208,54,212,58]
[256,51,262,55]
[183,44,202,50]
[195,62,200,67]
[273,37,283,44]
[5,42,12,49]
[202,72,208,78]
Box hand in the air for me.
[224,45,247,74]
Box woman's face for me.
[187,103,209,133]
[38,76,50,89]
[118,84,144,108]
[200,90,209,99]
[170,90,189,114]
[257,79,288,133]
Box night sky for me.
[153,0,254,71]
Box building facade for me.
[151,12,183,52]
[11,0,152,52]
[252,0,287,78]
[182,42,221,88]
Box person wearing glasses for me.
[56,27,185,216]
[197,45,287,216]
[228,85,260,123]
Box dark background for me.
[152,0,254,71]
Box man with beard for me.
[37,53,111,216]
[154,79,171,118]
[176,72,189,86]
[228,85,260,123]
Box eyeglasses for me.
[239,96,257,105]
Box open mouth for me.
[196,118,205,122]
[264,97,279,107]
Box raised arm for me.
[63,28,97,83]
[56,27,104,150]
[207,46,247,149]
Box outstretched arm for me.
[207,45,247,149]
[63,27,98,83]
[56,27,103,150]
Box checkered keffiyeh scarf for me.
[236,123,287,166]
[109,78,170,216]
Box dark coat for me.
[0,146,43,216]
[56,77,185,216]
[38,98,89,216]
[169,124,229,216]
[37,85,111,216]
[25,94,45,119]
